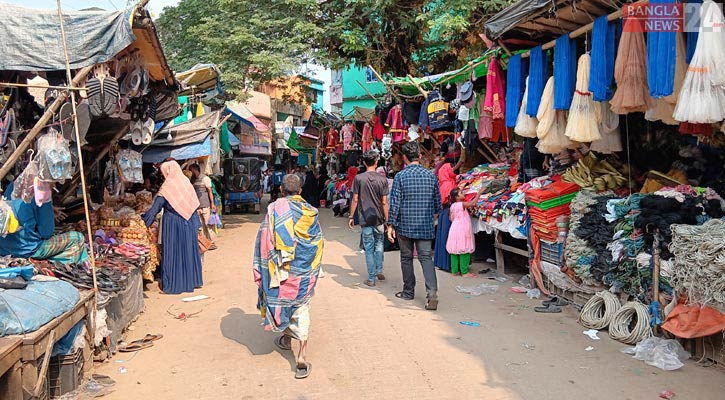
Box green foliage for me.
[156,0,512,93]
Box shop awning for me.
[176,64,222,96]
[0,4,135,72]
[228,132,241,146]
[226,101,269,132]
[484,0,619,44]
[142,136,212,163]
[151,110,222,146]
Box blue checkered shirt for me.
[387,164,441,239]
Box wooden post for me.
[479,139,501,162]
[0,65,94,182]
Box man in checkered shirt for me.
[387,142,441,310]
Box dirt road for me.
[97,201,724,400]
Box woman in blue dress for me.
[143,161,203,294]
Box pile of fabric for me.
[526,180,580,242]
[458,163,511,219]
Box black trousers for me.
[398,235,437,299]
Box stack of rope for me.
[669,219,725,308]
[565,191,600,285]
[609,301,653,344]
[579,290,621,329]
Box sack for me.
[198,232,213,254]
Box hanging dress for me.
[361,123,372,152]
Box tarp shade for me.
[152,110,221,146]
[484,0,552,40]
[176,64,221,96]
[142,136,212,163]
[0,4,135,71]
[226,101,269,132]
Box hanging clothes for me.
[505,54,525,128]
[673,0,725,123]
[372,115,386,141]
[342,123,354,151]
[589,16,618,102]
[610,21,654,114]
[385,104,407,142]
[514,76,538,138]
[326,127,338,151]
[402,101,422,126]
[361,122,372,152]
[526,46,548,117]
[484,58,506,120]
[419,90,452,131]
[554,34,577,110]
[565,54,601,142]
[647,0,677,98]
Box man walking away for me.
[349,150,389,287]
[387,142,441,310]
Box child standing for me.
[446,187,484,277]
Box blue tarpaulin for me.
[0,280,80,336]
[142,136,212,163]
[0,4,135,71]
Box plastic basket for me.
[48,348,83,398]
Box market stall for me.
[477,0,725,362]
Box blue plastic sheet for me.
[0,266,34,280]
[0,280,80,337]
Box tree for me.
[156,0,511,93]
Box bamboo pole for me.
[355,80,380,101]
[57,0,99,294]
[0,65,93,182]
[406,74,429,98]
[519,3,638,59]
[0,82,85,91]
[367,65,403,103]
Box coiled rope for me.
[608,301,653,344]
[579,290,622,329]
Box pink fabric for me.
[342,123,354,151]
[278,276,301,300]
[386,105,407,142]
[33,178,52,207]
[372,115,386,140]
[484,58,506,120]
[362,123,372,152]
[446,202,475,254]
[157,161,200,221]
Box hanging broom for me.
[566,54,601,142]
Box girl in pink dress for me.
[446,187,484,276]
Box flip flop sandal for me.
[142,118,154,144]
[91,374,116,387]
[534,304,562,313]
[395,291,414,301]
[295,362,311,379]
[118,341,153,352]
[542,297,569,307]
[87,77,104,117]
[59,102,74,141]
[274,336,291,351]
[130,333,164,345]
[131,120,144,145]
[75,101,91,145]
[101,76,120,116]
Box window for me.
[365,67,378,83]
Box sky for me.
[3,0,179,16]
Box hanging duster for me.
[526,46,548,117]
[591,101,622,154]
[536,77,571,154]
[646,33,686,125]
[505,54,524,128]
[610,20,654,114]
[647,0,677,98]
[566,54,601,142]
[554,34,577,110]
[515,76,538,138]
[673,0,725,123]
[589,15,617,101]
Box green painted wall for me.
[342,64,385,116]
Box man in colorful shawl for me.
[253,174,323,379]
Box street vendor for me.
[0,184,89,265]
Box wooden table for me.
[0,338,23,399]
[15,290,95,399]
[494,230,529,274]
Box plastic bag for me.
[37,131,73,181]
[117,149,143,183]
[0,198,20,237]
[455,283,499,296]
[621,336,691,371]
[12,159,39,203]
[527,288,542,299]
